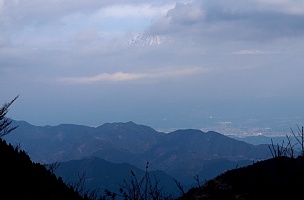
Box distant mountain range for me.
[3,120,276,187]
[2,119,303,199]
[4,121,271,179]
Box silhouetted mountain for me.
[4,120,273,186]
[0,138,86,200]
[5,120,96,163]
[55,157,181,198]
[5,121,162,164]
[144,129,272,183]
[179,156,304,199]
[95,121,164,154]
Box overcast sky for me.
[1,0,304,132]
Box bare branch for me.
[0,95,19,137]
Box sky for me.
[1,0,304,134]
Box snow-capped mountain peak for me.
[128,34,166,46]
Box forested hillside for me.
[0,138,88,200]
[0,96,88,199]
[179,156,304,199]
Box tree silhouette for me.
[0,95,19,137]
[290,125,304,156]
[0,96,92,200]
[102,161,176,200]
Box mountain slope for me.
[5,120,96,163]
[55,156,181,198]
[5,120,165,164]
[95,121,164,154]
[144,129,271,183]
[0,138,85,200]
[4,120,273,186]
[179,156,304,199]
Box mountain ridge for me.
[4,120,274,185]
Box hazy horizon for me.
[1,0,304,135]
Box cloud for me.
[56,67,205,84]
[145,0,304,42]
[2,0,304,129]
[58,72,145,83]
[145,1,204,35]
[98,4,173,18]
[3,0,304,52]
[256,0,304,15]
[233,50,278,55]
[165,2,204,24]
[0,1,173,28]
[0,0,178,52]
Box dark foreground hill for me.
[0,138,86,200]
[179,156,304,200]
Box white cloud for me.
[0,1,177,51]
[233,50,278,55]
[56,67,205,84]
[58,72,145,83]
[98,4,174,18]
[146,0,304,42]
[166,2,204,23]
